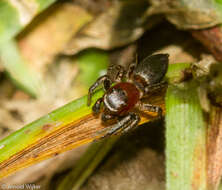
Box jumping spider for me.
[87,54,169,137]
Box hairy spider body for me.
[103,82,140,116]
[88,54,169,137]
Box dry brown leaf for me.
[192,26,222,62]
[148,0,221,29]
[207,106,222,190]
[18,3,92,73]
[73,0,113,16]
[63,0,150,55]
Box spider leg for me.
[115,65,126,82]
[92,98,103,114]
[120,113,140,134]
[127,54,138,79]
[126,62,137,79]
[101,112,140,138]
[144,81,167,94]
[138,102,163,118]
[87,75,112,106]
[101,112,115,123]
[108,65,126,82]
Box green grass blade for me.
[166,82,207,190]
[0,0,57,44]
[0,40,41,97]
[166,63,191,83]
[0,89,104,178]
[57,136,119,190]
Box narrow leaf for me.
[57,136,119,190]
[207,106,222,190]
[0,0,57,44]
[0,40,41,97]
[166,82,207,190]
[0,88,165,179]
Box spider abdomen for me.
[103,82,140,115]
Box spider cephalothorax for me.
[87,54,169,137]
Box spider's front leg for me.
[87,75,112,106]
[127,55,138,79]
[88,64,126,106]
[92,98,103,114]
[102,112,140,138]
[108,65,126,82]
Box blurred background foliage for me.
[1,0,222,190]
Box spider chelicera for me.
[87,54,169,137]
